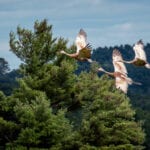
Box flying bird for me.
[60,29,92,62]
[120,40,150,69]
[98,49,141,94]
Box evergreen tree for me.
[7,19,77,149]
[74,69,145,149]
[0,91,18,149]
[8,19,74,149]
[6,19,146,149]
[78,44,150,149]
[9,19,77,108]
[12,80,74,149]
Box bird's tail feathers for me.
[120,59,133,64]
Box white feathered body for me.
[133,41,147,61]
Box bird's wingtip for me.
[137,39,144,45]
[78,28,87,36]
[79,28,84,31]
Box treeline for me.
[0,19,147,149]
[0,69,20,96]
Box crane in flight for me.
[60,29,93,62]
[98,49,141,94]
[120,40,150,69]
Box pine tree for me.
[12,80,74,149]
[8,19,77,149]
[0,91,18,149]
[75,71,145,149]
[9,19,77,108]
[7,19,145,149]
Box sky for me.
[0,0,150,69]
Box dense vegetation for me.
[78,42,150,149]
[0,19,148,149]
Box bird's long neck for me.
[120,59,134,64]
[101,69,114,77]
[62,51,78,58]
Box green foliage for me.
[0,117,18,146]
[9,19,77,108]
[4,79,74,149]
[0,59,19,95]
[0,91,18,147]
[14,91,73,148]
[131,95,150,150]
[0,20,146,149]
[9,19,69,75]
[6,19,77,149]
[78,44,150,149]
[74,72,145,149]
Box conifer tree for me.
[75,70,145,149]
[9,19,77,108]
[0,77,76,149]
[8,19,77,149]
[0,91,18,149]
[7,19,145,150]
[12,80,74,149]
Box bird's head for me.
[60,50,66,54]
[98,67,105,72]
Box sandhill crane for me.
[121,40,150,68]
[60,29,92,62]
[98,49,141,94]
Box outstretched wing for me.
[112,49,127,75]
[75,29,87,53]
[133,40,147,61]
[115,73,141,93]
[115,76,128,94]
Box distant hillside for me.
[0,69,20,95]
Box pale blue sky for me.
[0,0,150,69]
